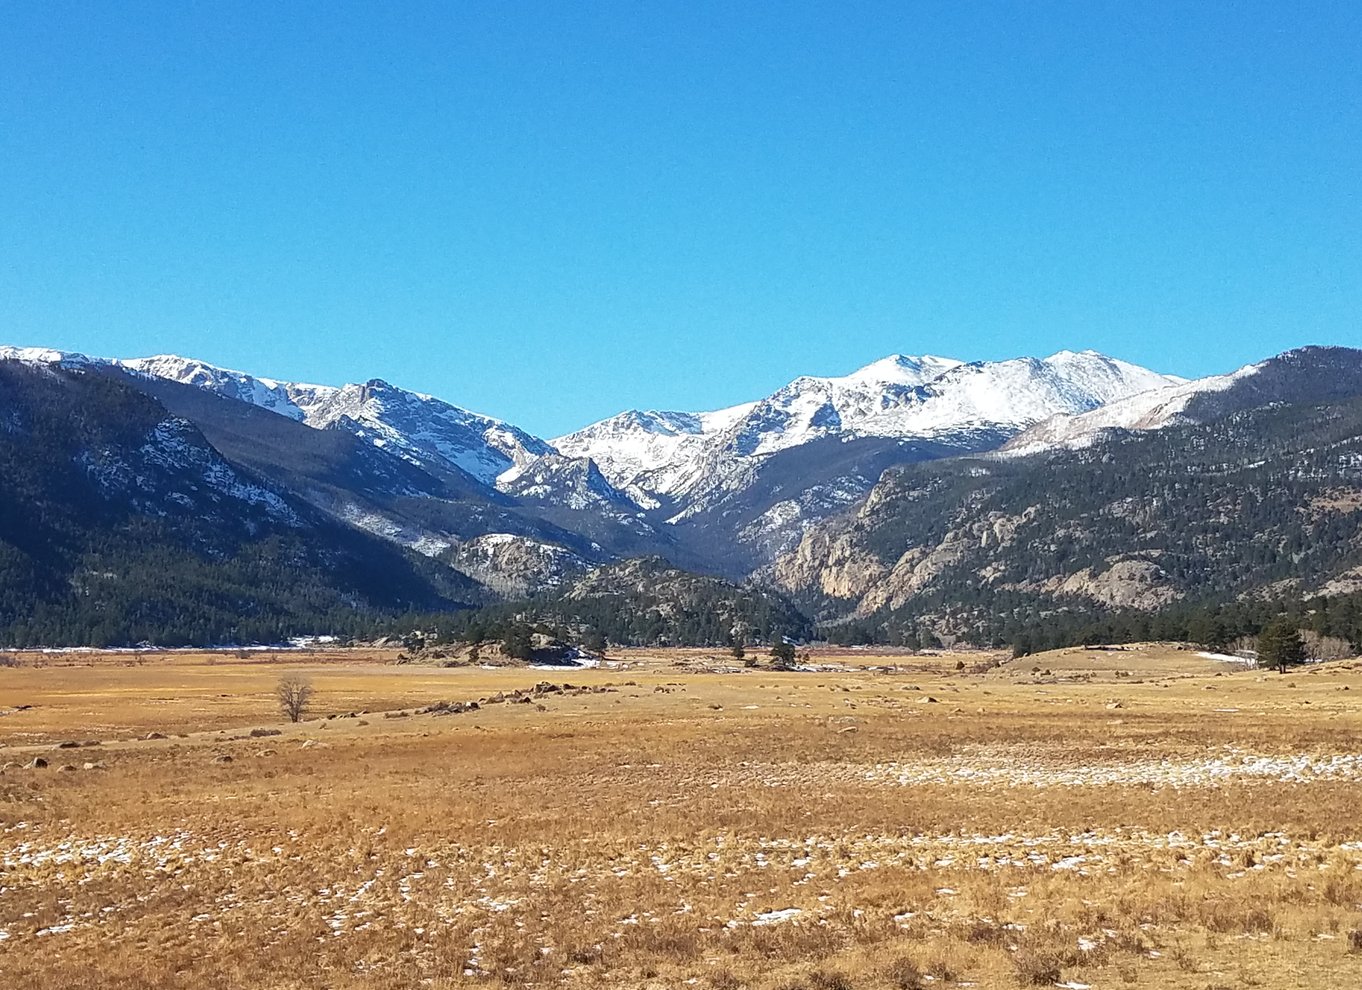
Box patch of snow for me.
[750,907,802,926]
[531,650,601,670]
[1197,651,1255,665]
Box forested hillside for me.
[425,557,812,649]
[6,347,1362,650]
[0,364,481,646]
[776,385,1362,648]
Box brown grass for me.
[2,644,1362,988]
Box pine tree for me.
[502,624,534,661]
[1257,618,1306,674]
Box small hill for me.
[554,557,812,645]
[437,557,813,648]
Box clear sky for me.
[2,2,1359,436]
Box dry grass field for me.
[4,643,1362,989]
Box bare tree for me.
[276,675,314,723]
[1302,631,1353,663]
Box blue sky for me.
[2,2,1359,436]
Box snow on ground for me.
[5,822,1360,947]
[530,660,600,671]
[748,907,802,926]
[1002,359,1263,455]
[868,748,1362,789]
[530,649,602,670]
[741,746,1362,790]
[1197,651,1255,665]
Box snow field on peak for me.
[554,349,1182,501]
[31,349,551,487]
[1004,360,1266,455]
[836,353,963,387]
[1,342,1187,518]
[0,345,99,366]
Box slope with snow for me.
[0,346,100,368]
[450,533,591,596]
[0,345,680,589]
[495,452,641,512]
[120,357,554,485]
[556,350,1181,506]
[1001,363,1263,455]
[727,350,1177,459]
[0,342,1190,576]
[119,354,322,422]
[552,404,755,505]
[0,350,554,487]
[281,378,552,483]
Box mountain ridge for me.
[3,341,1362,647]
[0,361,483,646]
[556,349,1179,503]
[3,341,1330,598]
[769,346,1362,645]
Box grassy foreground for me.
[3,644,1362,989]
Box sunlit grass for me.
[2,644,1361,987]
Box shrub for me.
[807,970,851,990]
[1011,949,1062,986]
[882,956,925,990]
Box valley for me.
[4,341,1362,989]
[4,645,1362,989]
[8,7,1357,987]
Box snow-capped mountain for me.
[119,355,553,485]
[118,353,333,422]
[7,338,1362,646]
[552,405,756,507]
[540,349,1184,569]
[1002,365,1261,455]
[0,348,553,487]
[1003,346,1362,456]
[0,341,1228,580]
[771,345,1362,630]
[0,345,645,592]
[555,350,1180,505]
[551,355,965,499]
[733,350,1177,454]
[0,346,101,368]
[0,358,484,645]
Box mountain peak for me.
[1000,346,1362,456]
[556,348,1180,502]
[0,345,553,488]
[839,353,963,387]
[0,345,97,367]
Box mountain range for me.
[775,345,1362,645]
[1,341,1360,647]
